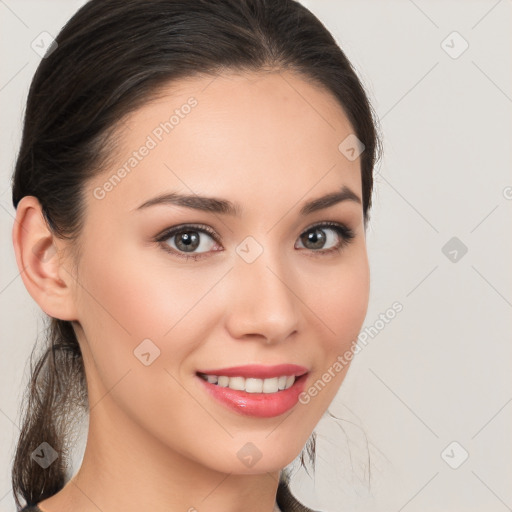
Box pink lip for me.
[195,364,308,379]
[196,373,308,418]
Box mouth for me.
[197,372,301,393]
[195,364,309,418]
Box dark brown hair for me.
[11,0,382,509]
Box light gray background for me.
[1,1,511,511]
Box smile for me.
[197,373,295,393]
[195,364,309,418]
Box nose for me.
[224,247,300,345]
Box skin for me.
[13,70,370,512]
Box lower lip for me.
[196,373,308,418]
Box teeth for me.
[228,376,245,391]
[199,374,297,393]
[217,376,229,387]
[262,377,278,393]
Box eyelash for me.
[154,221,355,261]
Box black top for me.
[20,479,319,512]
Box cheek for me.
[73,242,225,439]
[302,246,370,348]
[295,258,369,423]
[74,240,226,371]
[297,246,369,405]
[324,263,369,347]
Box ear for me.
[12,196,79,321]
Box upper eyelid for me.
[155,222,354,259]
[156,223,219,242]
[156,222,355,262]
[156,221,352,240]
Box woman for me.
[10,0,381,511]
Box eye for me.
[155,224,221,261]
[295,222,355,254]
[155,221,355,261]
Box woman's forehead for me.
[85,71,361,214]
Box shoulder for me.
[276,479,321,512]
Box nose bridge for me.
[225,239,300,342]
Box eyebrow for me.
[133,185,361,216]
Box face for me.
[69,70,370,474]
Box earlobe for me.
[12,196,79,321]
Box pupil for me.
[177,231,199,251]
[303,228,325,249]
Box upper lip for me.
[196,364,309,379]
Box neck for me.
[37,393,281,512]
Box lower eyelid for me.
[156,222,354,257]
